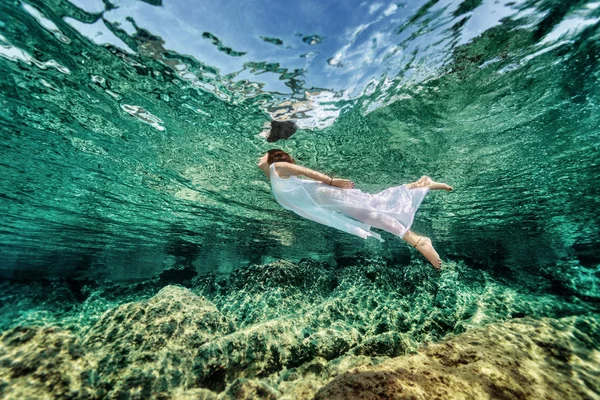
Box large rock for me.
[0,326,95,400]
[84,285,233,399]
[315,315,600,400]
[192,320,361,392]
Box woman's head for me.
[266,149,295,165]
[257,149,295,168]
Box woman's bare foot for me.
[428,181,453,191]
[407,176,453,191]
[403,230,442,270]
[414,236,442,270]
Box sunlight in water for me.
[0,0,598,398]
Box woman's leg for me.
[403,230,442,270]
[406,176,453,191]
[339,208,442,270]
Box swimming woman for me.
[258,149,452,269]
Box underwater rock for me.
[66,277,98,302]
[212,259,341,327]
[222,378,280,399]
[84,285,233,399]
[227,259,336,294]
[177,387,219,400]
[0,259,598,399]
[159,264,198,287]
[350,331,417,357]
[273,355,383,400]
[192,319,303,390]
[0,326,95,399]
[315,315,600,400]
[192,320,361,391]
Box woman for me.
[257,149,452,269]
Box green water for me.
[1,0,599,284]
[0,0,599,398]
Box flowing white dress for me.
[269,163,428,242]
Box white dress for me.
[269,163,428,242]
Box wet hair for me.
[266,149,295,165]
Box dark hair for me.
[267,120,297,142]
[267,149,295,165]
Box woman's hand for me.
[331,179,355,189]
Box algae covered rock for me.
[350,331,417,357]
[222,378,281,399]
[84,285,233,399]
[192,319,362,391]
[192,319,303,391]
[159,264,198,287]
[0,258,598,400]
[0,326,95,400]
[175,387,219,400]
[315,315,600,400]
[227,259,336,294]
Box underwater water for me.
[0,0,599,398]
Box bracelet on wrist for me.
[329,178,333,185]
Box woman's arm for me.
[274,162,355,189]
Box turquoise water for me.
[0,0,599,398]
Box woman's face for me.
[257,153,268,168]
